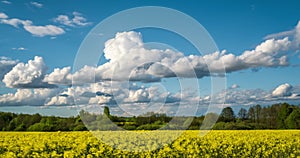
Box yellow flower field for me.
[0,130,299,157]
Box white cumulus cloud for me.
[43,67,72,85]
[272,83,293,97]
[0,88,59,106]
[44,21,300,85]
[2,56,56,88]
[78,29,295,82]
[45,95,74,106]
[1,21,300,108]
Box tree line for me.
[215,102,300,129]
[0,113,87,131]
[0,102,299,131]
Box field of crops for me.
[0,130,299,157]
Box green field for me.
[0,130,299,157]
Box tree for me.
[27,123,53,131]
[268,104,281,128]
[218,107,235,122]
[237,108,247,120]
[285,109,300,129]
[277,103,293,129]
[248,107,255,123]
[254,104,262,123]
[104,106,110,117]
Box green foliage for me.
[285,108,300,129]
[73,125,87,131]
[27,123,54,131]
[103,106,110,117]
[237,108,247,120]
[0,103,300,131]
[277,103,294,129]
[218,107,235,122]
[136,124,162,130]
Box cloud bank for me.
[0,21,300,110]
[203,83,300,107]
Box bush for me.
[73,125,87,131]
[136,124,162,130]
[27,123,54,131]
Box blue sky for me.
[0,0,300,116]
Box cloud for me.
[264,30,294,40]
[1,0,11,4]
[230,84,240,89]
[54,12,92,27]
[30,1,43,8]
[272,83,293,97]
[45,95,74,106]
[265,21,300,50]
[0,80,181,107]
[0,86,76,106]
[294,21,300,48]
[0,13,65,37]
[1,18,32,28]
[53,82,184,106]
[202,83,300,108]
[1,71,300,109]
[0,56,18,80]
[43,67,72,85]
[45,21,300,85]
[23,24,65,37]
[2,56,56,88]
[264,21,300,48]
[0,12,8,19]
[81,29,295,82]
[1,21,300,108]
[209,88,269,105]
[12,47,27,51]
[0,88,60,106]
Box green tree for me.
[247,107,255,123]
[277,103,293,129]
[285,108,300,129]
[254,104,262,123]
[27,123,53,131]
[237,108,247,120]
[104,106,110,117]
[218,107,235,122]
[268,104,281,128]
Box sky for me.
[0,0,300,117]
